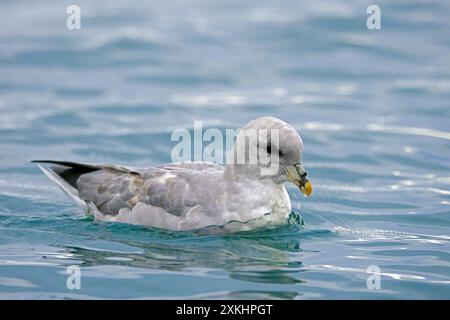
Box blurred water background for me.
[0,0,449,299]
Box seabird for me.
[33,116,312,232]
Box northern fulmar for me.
[33,116,312,232]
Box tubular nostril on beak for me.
[295,164,312,197]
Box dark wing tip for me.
[31,160,62,165]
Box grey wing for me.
[76,167,202,217]
[76,168,145,215]
[159,161,224,172]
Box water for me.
[0,0,449,299]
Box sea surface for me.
[0,0,449,299]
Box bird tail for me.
[31,160,98,212]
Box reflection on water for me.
[71,231,302,281]
[59,225,315,299]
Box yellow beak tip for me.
[301,181,313,197]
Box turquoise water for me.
[1,0,450,299]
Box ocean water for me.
[0,0,450,299]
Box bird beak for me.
[282,164,313,197]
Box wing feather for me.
[76,166,204,217]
